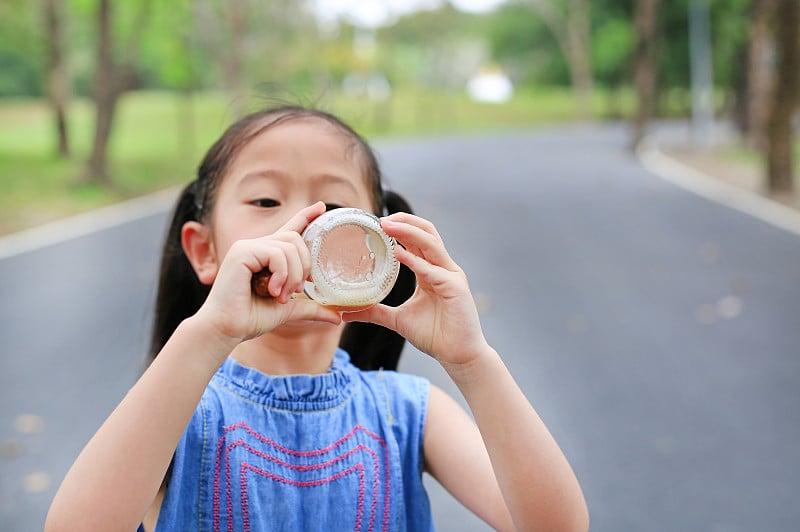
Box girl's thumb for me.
[341,304,397,332]
[286,299,343,326]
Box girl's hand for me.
[342,213,489,367]
[195,202,342,345]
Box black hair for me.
[149,106,415,371]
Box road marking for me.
[0,186,180,261]
[2,440,21,459]
[22,472,51,494]
[694,303,717,324]
[14,414,44,435]
[717,295,743,319]
[637,142,800,237]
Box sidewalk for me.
[638,121,800,237]
[664,144,800,212]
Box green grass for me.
[0,87,631,234]
[0,92,231,233]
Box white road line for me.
[4,135,797,260]
[637,142,800,237]
[0,186,181,261]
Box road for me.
[2,123,799,531]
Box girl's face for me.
[206,118,375,263]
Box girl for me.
[46,106,588,531]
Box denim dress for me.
[154,349,434,531]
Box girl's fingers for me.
[267,238,308,301]
[261,247,288,298]
[381,216,458,271]
[393,244,441,284]
[272,231,312,283]
[249,232,311,301]
[278,202,327,234]
[383,211,438,233]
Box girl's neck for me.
[230,322,342,376]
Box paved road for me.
[2,123,799,531]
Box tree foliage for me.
[0,0,755,108]
[0,0,44,97]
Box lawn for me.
[0,92,227,234]
[0,86,633,234]
[3,87,796,236]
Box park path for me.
[2,123,799,531]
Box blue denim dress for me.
[154,349,434,531]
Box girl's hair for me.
[149,106,415,371]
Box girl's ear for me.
[181,221,218,285]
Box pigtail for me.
[340,190,416,371]
[148,181,210,363]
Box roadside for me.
[0,89,618,237]
[3,117,799,260]
[638,124,800,237]
[663,144,800,212]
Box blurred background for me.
[0,0,796,233]
[1,0,799,531]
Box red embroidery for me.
[212,423,390,532]
[240,462,366,532]
[225,441,380,531]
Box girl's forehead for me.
[225,117,370,191]
[244,117,357,159]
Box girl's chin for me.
[277,318,342,331]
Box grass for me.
[0,86,633,234]
[1,92,226,234]
[3,86,794,236]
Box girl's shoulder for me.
[357,368,431,443]
[358,368,430,407]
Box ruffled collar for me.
[212,348,356,411]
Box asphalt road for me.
[2,123,799,531]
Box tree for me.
[630,0,660,149]
[43,0,70,157]
[765,0,798,193]
[85,0,151,186]
[527,0,594,119]
[742,0,775,150]
[191,0,320,116]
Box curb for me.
[636,141,800,237]
[0,186,181,261]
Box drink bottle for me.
[252,208,399,311]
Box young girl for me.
[46,106,588,531]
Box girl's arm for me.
[45,203,341,532]
[422,384,514,530]
[343,213,589,531]
[45,316,237,532]
[427,351,588,531]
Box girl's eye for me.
[325,203,343,212]
[252,198,280,208]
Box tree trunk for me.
[86,0,115,186]
[85,0,150,186]
[765,0,799,193]
[224,0,247,117]
[744,0,776,151]
[631,0,660,149]
[528,0,593,120]
[566,0,593,120]
[44,0,70,158]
